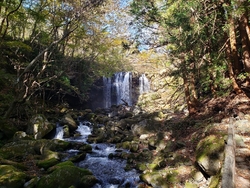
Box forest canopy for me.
[0,0,250,118]
[0,0,132,118]
[130,0,250,114]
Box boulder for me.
[0,139,71,159]
[195,135,224,176]
[140,170,178,188]
[13,131,33,141]
[37,158,60,170]
[60,113,77,131]
[36,165,97,188]
[0,165,27,188]
[27,114,55,139]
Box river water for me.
[54,121,140,188]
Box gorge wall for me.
[84,72,150,110]
[84,70,186,113]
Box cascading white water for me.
[113,72,124,106]
[54,123,64,140]
[54,121,140,187]
[103,72,132,108]
[76,121,92,136]
[119,72,132,106]
[54,121,92,142]
[139,74,150,94]
[103,77,112,109]
[72,121,92,142]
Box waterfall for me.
[76,121,92,138]
[103,72,132,108]
[139,74,150,94]
[54,123,64,140]
[113,72,124,105]
[115,72,132,106]
[102,72,150,109]
[103,77,111,109]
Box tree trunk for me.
[229,17,242,76]
[182,68,197,115]
[239,13,250,75]
[226,41,242,94]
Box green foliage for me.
[4,41,32,52]
[130,0,233,99]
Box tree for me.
[1,0,131,118]
[129,0,250,114]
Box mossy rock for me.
[37,158,60,170]
[0,165,27,188]
[36,166,97,188]
[208,173,221,188]
[0,157,27,170]
[140,170,179,188]
[83,113,96,121]
[23,177,40,188]
[41,149,60,160]
[78,144,92,152]
[185,182,198,188]
[0,139,71,160]
[117,141,131,150]
[27,114,55,139]
[47,161,74,173]
[196,135,225,176]
[13,131,34,141]
[34,139,71,152]
[68,152,86,162]
[60,113,77,131]
[0,140,38,159]
[95,115,109,124]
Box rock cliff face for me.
[84,70,186,113]
[84,72,151,110]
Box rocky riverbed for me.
[1,68,250,188]
[1,92,250,188]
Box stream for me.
[54,121,141,188]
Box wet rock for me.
[68,152,86,162]
[60,113,77,131]
[63,125,70,138]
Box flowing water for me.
[103,72,150,109]
[139,74,150,94]
[54,122,140,188]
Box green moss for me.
[185,182,198,188]
[0,165,27,188]
[47,161,74,173]
[37,158,60,169]
[140,170,179,187]
[196,135,225,161]
[209,173,221,188]
[36,166,97,188]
